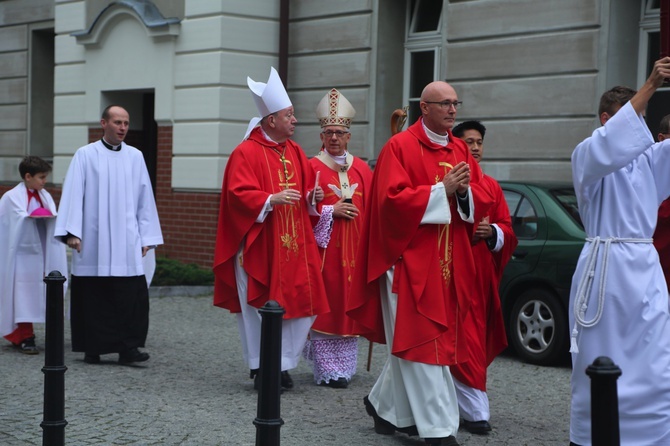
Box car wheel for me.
[508,288,568,365]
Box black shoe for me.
[396,424,419,437]
[461,420,491,435]
[253,371,286,393]
[15,337,38,355]
[84,354,100,364]
[118,347,150,364]
[363,396,395,435]
[319,377,349,389]
[250,369,260,390]
[362,395,418,436]
[280,371,294,389]
[425,436,460,446]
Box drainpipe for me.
[278,0,289,84]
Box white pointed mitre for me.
[315,88,356,128]
[243,67,293,140]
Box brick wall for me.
[153,126,220,267]
[0,178,62,208]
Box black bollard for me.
[254,300,285,446]
[41,271,68,446]
[585,356,621,446]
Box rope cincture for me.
[570,236,653,354]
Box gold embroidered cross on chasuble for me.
[266,145,300,257]
[435,157,458,286]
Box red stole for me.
[27,189,43,209]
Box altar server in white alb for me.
[55,105,163,366]
[569,57,670,446]
[0,156,68,354]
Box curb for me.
[148,285,214,298]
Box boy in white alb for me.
[0,156,68,354]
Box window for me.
[404,1,444,124]
[551,187,583,228]
[646,0,661,13]
[407,49,437,122]
[408,0,443,34]
[639,0,670,139]
[29,27,55,159]
[504,190,538,239]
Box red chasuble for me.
[347,119,494,366]
[451,174,517,390]
[654,198,670,293]
[213,127,329,319]
[309,152,373,336]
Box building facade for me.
[0,0,668,267]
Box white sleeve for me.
[490,223,504,252]
[572,102,653,189]
[420,184,475,224]
[256,195,273,223]
[421,183,451,224]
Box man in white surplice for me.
[569,57,670,445]
[55,105,163,365]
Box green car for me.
[499,181,585,366]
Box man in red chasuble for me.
[303,89,373,388]
[348,81,493,446]
[451,121,517,435]
[213,67,329,390]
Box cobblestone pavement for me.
[0,294,571,445]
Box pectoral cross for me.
[272,146,296,189]
[278,156,296,189]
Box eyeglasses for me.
[424,100,463,110]
[322,130,350,137]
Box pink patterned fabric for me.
[303,337,358,384]
[313,205,334,248]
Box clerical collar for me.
[422,121,449,146]
[101,138,122,151]
[325,149,348,165]
[260,128,279,145]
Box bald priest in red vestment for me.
[348,81,494,446]
[213,67,329,390]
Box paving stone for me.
[0,294,571,445]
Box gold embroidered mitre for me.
[315,88,356,128]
